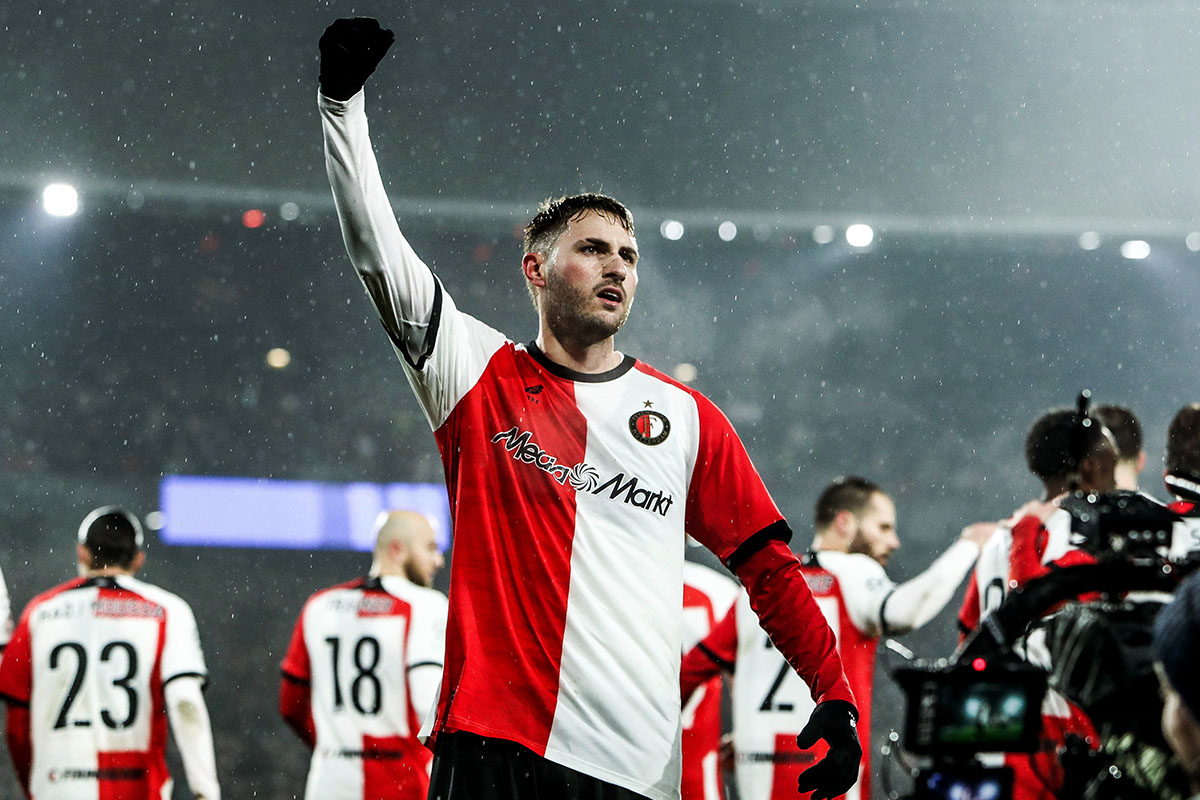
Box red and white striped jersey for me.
[681,561,739,800]
[281,575,448,800]
[0,575,206,800]
[322,91,786,800]
[706,553,885,800]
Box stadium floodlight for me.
[43,183,79,217]
[718,221,738,241]
[846,223,875,248]
[1078,231,1101,251]
[812,225,835,245]
[660,220,685,241]
[1119,240,1150,260]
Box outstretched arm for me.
[165,676,220,800]
[881,523,995,635]
[318,19,441,368]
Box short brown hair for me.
[814,476,883,529]
[522,193,635,258]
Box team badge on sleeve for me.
[629,410,671,446]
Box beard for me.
[404,562,432,588]
[542,267,632,345]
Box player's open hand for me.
[795,700,861,800]
[318,17,396,101]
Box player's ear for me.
[76,543,92,569]
[522,252,548,288]
[832,510,856,539]
[131,551,147,574]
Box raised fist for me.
[318,18,395,101]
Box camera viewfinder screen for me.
[934,681,1029,747]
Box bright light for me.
[43,183,79,217]
[266,348,292,369]
[144,511,166,531]
[972,657,987,671]
[1078,231,1101,251]
[717,221,738,241]
[279,202,300,221]
[660,220,684,241]
[1187,233,1200,252]
[1120,240,1150,260]
[242,209,266,229]
[673,363,698,383]
[846,223,874,248]
[812,225,835,245]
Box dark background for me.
[3,0,1200,797]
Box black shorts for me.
[428,731,648,800]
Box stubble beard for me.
[543,269,632,347]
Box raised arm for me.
[880,522,994,635]
[318,18,440,368]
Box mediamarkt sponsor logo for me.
[491,426,674,516]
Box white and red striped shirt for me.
[681,561,739,800]
[0,575,207,800]
[322,91,793,800]
[281,575,448,800]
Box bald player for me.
[280,511,448,800]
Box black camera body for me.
[894,658,1047,799]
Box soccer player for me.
[681,558,739,800]
[681,477,994,800]
[279,510,448,800]
[0,506,220,800]
[958,406,1118,636]
[316,17,860,800]
[1093,403,1145,491]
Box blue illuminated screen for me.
[159,474,451,551]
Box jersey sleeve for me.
[878,539,980,636]
[0,605,33,705]
[683,392,784,562]
[279,603,312,683]
[821,555,895,637]
[406,591,448,671]
[320,91,509,431]
[161,597,208,686]
[734,539,856,710]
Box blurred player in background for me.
[682,477,994,800]
[0,506,220,800]
[958,404,1118,637]
[1093,404,1145,492]
[316,16,860,800]
[681,555,739,800]
[279,510,447,800]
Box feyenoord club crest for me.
[629,410,670,445]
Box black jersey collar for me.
[526,342,636,383]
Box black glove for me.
[318,18,396,101]
[795,700,861,800]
